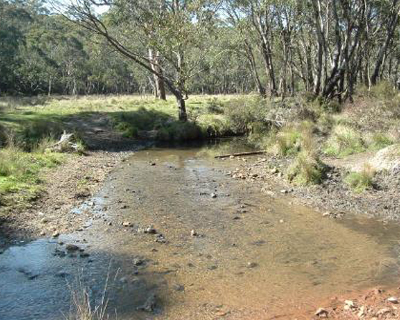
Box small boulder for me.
[388,296,398,304]
[315,308,328,318]
[66,244,80,252]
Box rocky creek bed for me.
[1,140,400,319]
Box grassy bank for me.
[0,94,243,210]
[0,95,242,146]
[0,87,398,210]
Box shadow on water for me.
[0,236,166,320]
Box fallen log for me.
[50,131,80,153]
[214,151,267,159]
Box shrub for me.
[224,96,267,133]
[198,114,233,137]
[269,121,315,156]
[344,165,375,193]
[157,121,202,141]
[206,98,224,114]
[287,151,326,185]
[324,125,365,157]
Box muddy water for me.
[1,140,400,320]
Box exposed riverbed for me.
[1,140,400,319]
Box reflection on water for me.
[1,139,400,320]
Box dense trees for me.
[1,0,399,116]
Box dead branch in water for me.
[215,151,267,159]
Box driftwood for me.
[214,151,267,159]
[50,131,80,152]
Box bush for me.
[324,125,365,157]
[287,151,326,185]
[344,165,375,193]
[224,96,267,133]
[198,114,233,138]
[269,121,315,156]
[206,98,224,114]
[157,121,202,141]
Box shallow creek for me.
[1,140,400,320]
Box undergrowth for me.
[344,165,375,193]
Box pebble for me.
[388,296,398,304]
[210,193,217,198]
[376,308,392,316]
[315,308,328,318]
[66,244,80,251]
[247,262,258,268]
[190,230,198,237]
[133,258,144,266]
[137,293,156,312]
[52,231,60,238]
[122,221,132,227]
[173,284,185,292]
[145,226,157,234]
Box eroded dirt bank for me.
[1,141,400,320]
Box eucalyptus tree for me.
[63,0,220,121]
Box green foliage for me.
[224,96,267,134]
[156,122,203,141]
[287,151,326,185]
[206,97,225,114]
[269,121,315,156]
[324,125,365,157]
[344,166,375,193]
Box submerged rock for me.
[137,293,157,312]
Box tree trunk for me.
[371,0,399,85]
[149,48,167,100]
[177,96,187,122]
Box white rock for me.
[388,296,398,304]
[315,308,328,318]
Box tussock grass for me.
[67,268,115,320]
[287,151,326,185]
[267,121,315,157]
[344,164,375,193]
[324,125,365,157]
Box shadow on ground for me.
[0,106,210,152]
[0,236,166,320]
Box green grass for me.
[287,151,326,185]
[367,133,394,151]
[0,146,64,201]
[0,95,243,144]
[344,166,375,193]
[323,124,365,157]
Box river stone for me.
[315,308,328,318]
[66,244,80,251]
[247,262,258,268]
[137,293,156,312]
[388,296,398,304]
[369,144,400,173]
